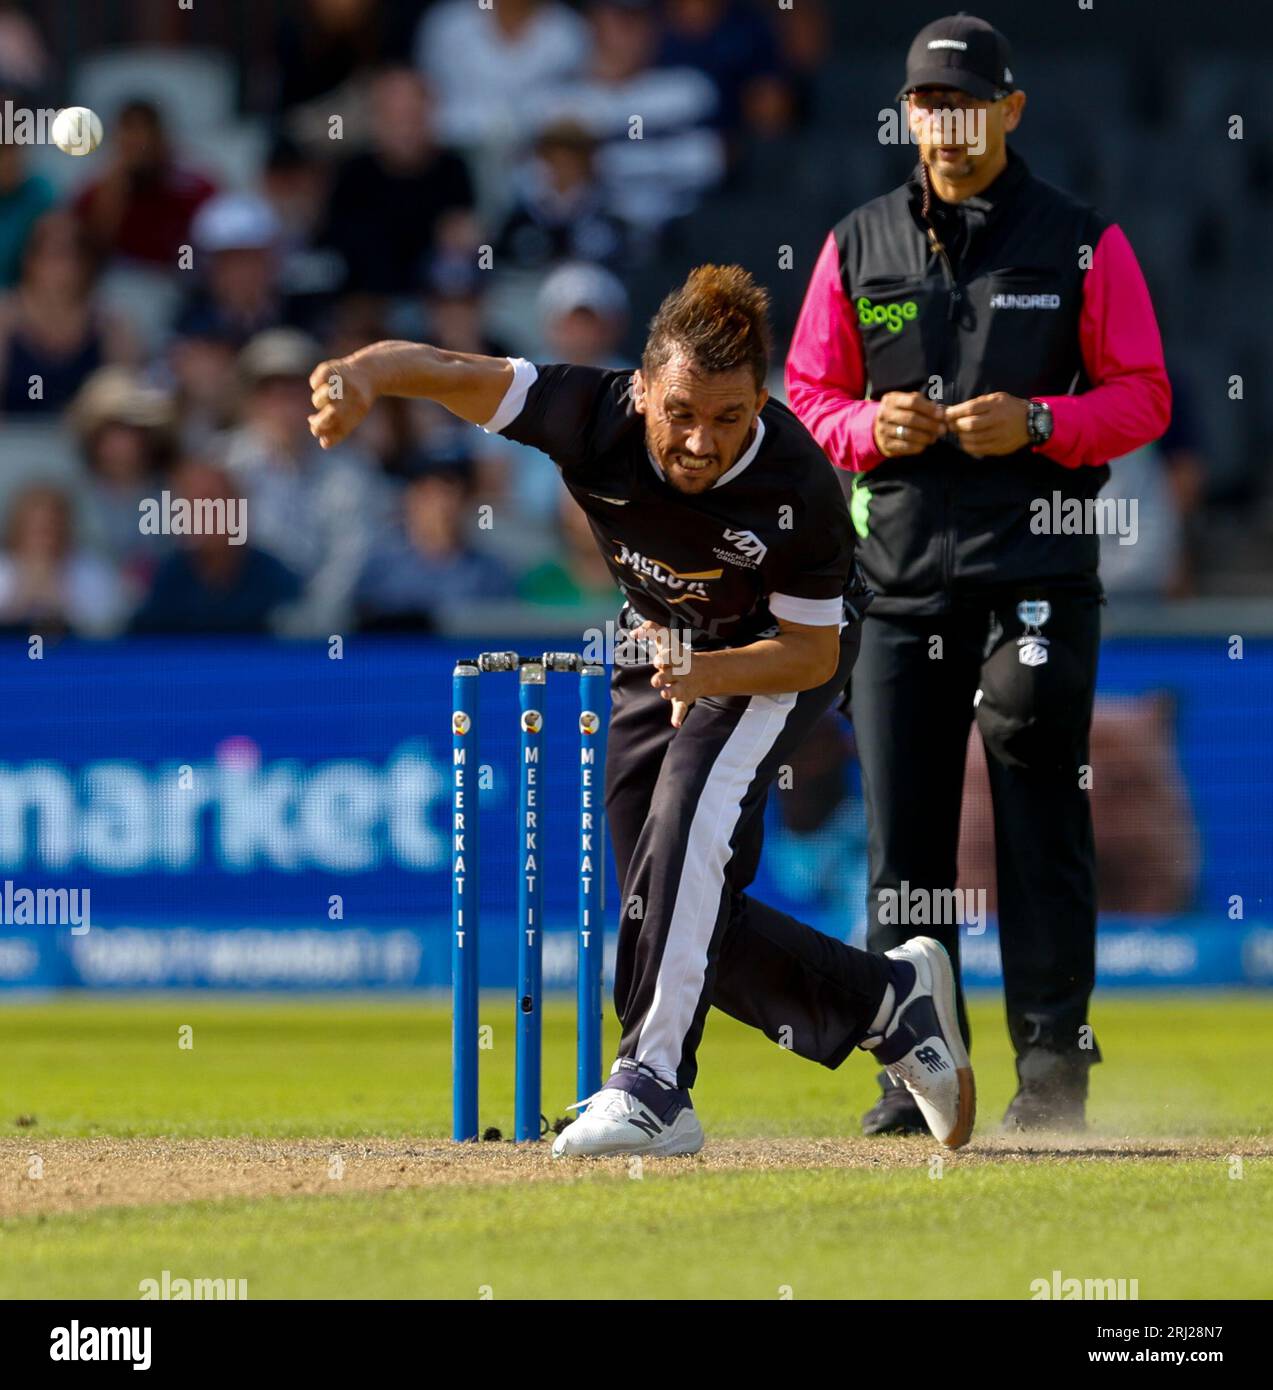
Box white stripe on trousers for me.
[634,689,798,1082]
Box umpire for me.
[786,14,1171,1132]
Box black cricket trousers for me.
[851,588,1102,1060]
[605,627,890,1090]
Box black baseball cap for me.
[897,14,1015,102]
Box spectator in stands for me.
[0,5,49,92]
[219,328,387,635]
[167,322,241,453]
[537,0,723,242]
[1098,373,1206,600]
[762,0,829,131]
[493,119,627,271]
[130,459,301,635]
[1096,441,1185,599]
[320,67,476,297]
[262,136,329,262]
[519,487,620,607]
[539,261,629,366]
[1157,373,1208,598]
[421,255,512,358]
[356,450,515,631]
[466,261,632,565]
[0,211,133,416]
[174,192,289,349]
[259,135,344,326]
[0,135,55,287]
[658,0,790,138]
[73,99,216,268]
[414,0,589,151]
[0,482,128,637]
[70,366,178,594]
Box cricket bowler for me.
[308,265,975,1155]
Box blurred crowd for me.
[0,0,1247,638]
[0,0,840,637]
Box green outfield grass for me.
[2,992,1271,1299]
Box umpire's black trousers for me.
[605,627,890,1090]
[851,588,1101,1061]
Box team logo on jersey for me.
[520,709,543,734]
[713,528,768,567]
[612,543,721,602]
[452,711,471,736]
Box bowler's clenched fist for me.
[308,357,375,449]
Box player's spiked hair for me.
[643,264,772,390]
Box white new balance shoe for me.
[860,936,976,1149]
[551,1065,705,1158]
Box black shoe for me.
[861,1069,929,1136]
[1002,1049,1090,1133]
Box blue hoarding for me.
[0,636,1269,990]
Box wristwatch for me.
[1026,399,1054,446]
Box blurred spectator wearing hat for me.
[70,366,177,593]
[0,132,55,288]
[538,260,629,366]
[130,459,301,635]
[72,99,216,269]
[355,449,515,632]
[0,210,134,416]
[537,0,723,245]
[319,67,477,298]
[0,482,128,637]
[493,119,627,272]
[469,261,631,572]
[219,327,388,635]
[174,191,291,349]
[414,0,589,152]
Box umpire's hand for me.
[944,392,1031,457]
[872,391,947,457]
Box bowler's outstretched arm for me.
[307,341,514,448]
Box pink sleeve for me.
[1036,223,1171,469]
[785,232,884,472]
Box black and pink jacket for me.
[785,151,1171,614]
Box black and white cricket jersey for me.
[486,360,868,646]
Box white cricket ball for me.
[51,106,103,157]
